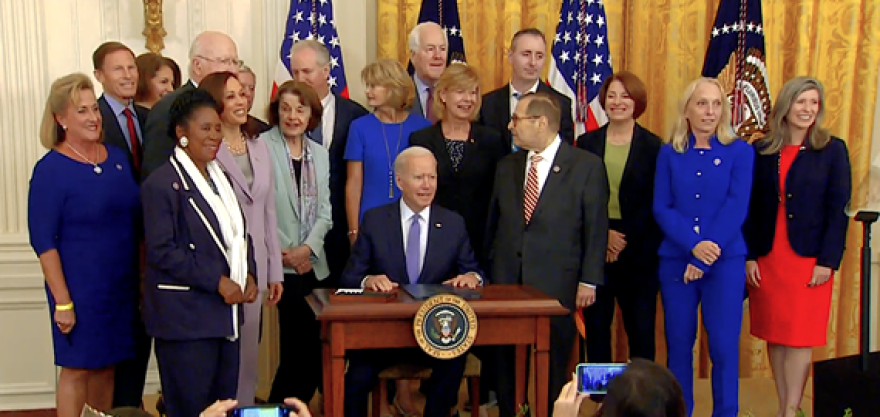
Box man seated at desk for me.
[340,146,483,417]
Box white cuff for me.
[578,282,596,289]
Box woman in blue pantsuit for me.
[653,78,753,417]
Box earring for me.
[61,125,67,131]
[179,136,189,147]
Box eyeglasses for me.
[511,114,541,125]
[196,55,243,68]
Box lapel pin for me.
[713,158,721,166]
[172,182,180,190]
[116,164,123,170]
[435,223,442,228]
[553,165,561,173]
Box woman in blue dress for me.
[28,73,140,417]
[344,58,431,245]
[653,77,753,417]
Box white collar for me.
[400,199,430,222]
[510,80,541,98]
[527,135,562,161]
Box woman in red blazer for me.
[745,77,852,417]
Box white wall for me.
[0,0,376,410]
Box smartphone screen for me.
[227,405,294,417]
[576,363,627,394]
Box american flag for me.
[548,0,613,137]
[272,0,350,98]
[702,0,771,141]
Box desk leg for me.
[329,323,346,417]
[322,336,334,417]
[515,344,527,413]
[534,317,551,417]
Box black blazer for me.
[341,202,482,287]
[577,123,662,271]
[142,81,197,180]
[98,95,149,182]
[141,155,257,340]
[245,115,272,135]
[744,137,851,269]
[478,83,575,151]
[486,142,608,310]
[409,123,507,261]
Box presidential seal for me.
[413,294,477,359]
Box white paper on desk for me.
[335,288,365,295]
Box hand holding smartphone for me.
[226,405,297,417]
[576,363,627,395]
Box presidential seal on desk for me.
[413,294,477,359]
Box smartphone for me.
[576,363,627,394]
[227,405,296,417]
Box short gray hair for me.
[408,21,447,52]
[291,39,331,66]
[394,146,435,175]
[238,62,254,76]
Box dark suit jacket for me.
[141,155,257,341]
[744,137,851,268]
[340,202,481,287]
[141,81,197,180]
[245,115,272,136]
[409,123,507,262]
[478,83,575,151]
[577,123,662,271]
[485,142,608,310]
[98,95,149,182]
[323,95,370,282]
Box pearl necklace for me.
[66,142,102,174]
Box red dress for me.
[749,145,833,347]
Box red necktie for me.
[425,87,436,123]
[524,155,543,222]
[123,108,141,170]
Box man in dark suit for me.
[485,92,608,417]
[91,41,151,408]
[290,39,369,287]
[408,22,448,121]
[141,31,241,179]
[93,42,149,182]
[237,62,272,134]
[479,28,575,151]
[340,146,483,417]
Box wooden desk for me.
[307,285,569,417]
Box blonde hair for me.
[361,58,415,111]
[40,73,95,150]
[758,76,830,155]
[432,63,481,121]
[668,77,736,153]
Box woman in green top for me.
[576,71,663,366]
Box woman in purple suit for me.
[199,71,285,405]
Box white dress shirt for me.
[524,136,595,289]
[320,92,336,149]
[400,200,430,275]
[509,80,541,116]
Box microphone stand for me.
[854,210,878,372]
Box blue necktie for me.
[309,127,323,145]
[406,214,421,284]
[511,92,521,152]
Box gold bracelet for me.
[55,302,74,311]
[347,230,358,236]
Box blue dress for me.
[28,146,140,369]
[344,113,431,220]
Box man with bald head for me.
[408,21,448,122]
[141,31,240,178]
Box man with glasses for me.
[141,31,240,178]
[238,62,272,134]
[485,92,606,417]
[479,28,575,152]
[408,22,448,122]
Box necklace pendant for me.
[93,166,102,174]
[389,175,394,199]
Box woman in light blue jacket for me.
[263,80,332,405]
